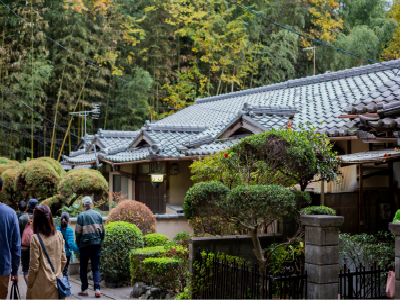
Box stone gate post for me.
[301,215,344,299]
[389,222,400,299]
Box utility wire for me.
[0,0,176,102]
[0,123,61,155]
[0,83,80,138]
[228,0,400,75]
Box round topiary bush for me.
[300,206,336,216]
[0,167,22,208]
[144,233,169,247]
[100,221,144,283]
[58,169,108,204]
[15,160,60,200]
[107,200,156,235]
[36,157,66,178]
[0,157,19,175]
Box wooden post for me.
[359,164,363,234]
[347,139,352,154]
[321,180,325,206]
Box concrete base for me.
[307,282,338,299]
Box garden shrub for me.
[173,231,191,246]
[0,157,19,175]
[265,242,304,274]
[142,257,185,292]
[393,209,400,223]
[130,246,167,283]
[58,169,108,205]
[300,206,336,216]
[100,221,144,283]
[339,232,394,269]
[15,160,61,200]
[144,233,169,247]
[0,167,22,208]
[41,195,66,215]
[36,157,66,178]
[178,251,248,299]
[107,200,156,235]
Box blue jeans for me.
[79,245,101,291]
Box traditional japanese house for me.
[63,59,400,234]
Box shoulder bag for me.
[37,234,71,299]
[9,280,20,299]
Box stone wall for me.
[189,233,283,265]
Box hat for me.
[28,199,38,209]
[82,196,93,205]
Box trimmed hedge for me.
[100,221,144,283]
[144,233,169,247]
[300,206,336,216]
[142,257,185,292]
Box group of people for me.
[0,177,105,299]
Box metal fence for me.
[192,251,307,299]
[339,263,391,299]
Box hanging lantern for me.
[149,172,165,188]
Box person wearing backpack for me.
[18,199,37,283]
[57,212,79,279]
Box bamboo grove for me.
[0,0,399,159]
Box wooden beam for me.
[321,180,325,206]
[362,138,398,143]
[338,114,378,118]
[329,136,358,140]
[359,163,363,234]
[347,139,352,154]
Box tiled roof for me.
[64,60,400,164]
[63,153,97,163]
[340,149,400,163]
[102,147,150,162]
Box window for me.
[113,175,129,196]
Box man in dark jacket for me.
[76,196,104,298]
[17,201,26,219]
[0,177,20,299]
[18,198,37,283]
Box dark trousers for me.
[80,245,101,291]
[21,248,30,276]
[63,256,71,278]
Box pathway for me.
[6,267,133,299]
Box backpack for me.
[21,213,34,246]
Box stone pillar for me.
[389,222,400,299]
[301,215,344,299]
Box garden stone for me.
[159,290,167,299]
[149,288,160,299]
[165,292,174,299]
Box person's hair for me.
[83,203,92,208]
[18,201,27,212]
[33,205,56,237]
[0,177,3,191]
[60,212,70,230]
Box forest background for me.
[1,0,400,160]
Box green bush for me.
[393,209,400,223]
[144,233,169,247]
[142,257,185,292]
[300,206,336,216]
[130,246,167,283]
[173,231,190,245]
[129,245,188,285]
[100,221,144,283]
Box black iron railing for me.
[339,263,391,299]
[192,251,307,299]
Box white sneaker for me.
[95,289,101,298]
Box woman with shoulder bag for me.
[26,205,67,299]
[57,212,79,279]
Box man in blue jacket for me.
[76,196,104,298]
[0,177,21,299]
